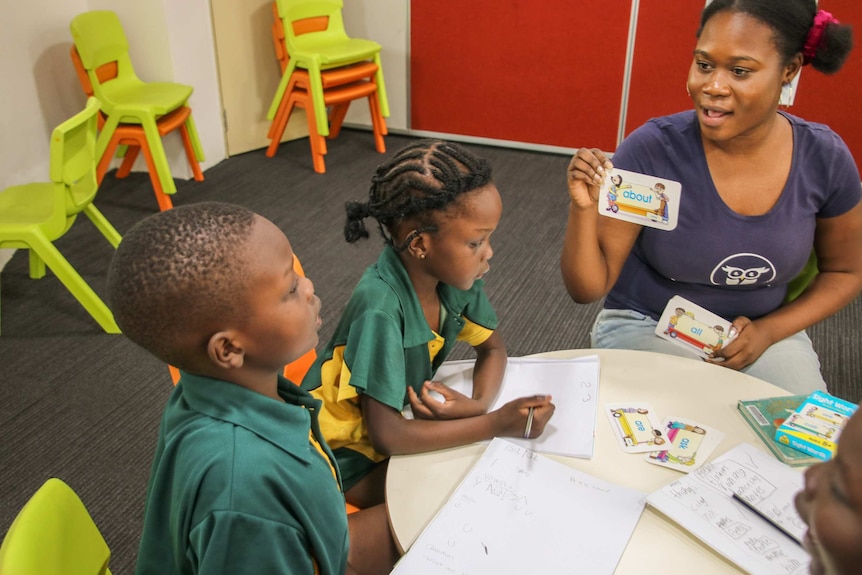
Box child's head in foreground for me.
[344,139,502,290]
[795,408,862,574]
[107,201,320,379]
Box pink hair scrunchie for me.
[802,10,839,64]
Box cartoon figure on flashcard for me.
[606,174,622,213]
[651,182,670,224]
[605,403,665,453]
[645,418,724,472]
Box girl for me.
[304,140,555,508]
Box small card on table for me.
[605,402,666,453]
[598,168,681,230]
[645,416,724,472]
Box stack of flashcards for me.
[774,390,858,461]
[599,168,681,230]
[605,403,724,473]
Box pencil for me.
[523,407,535,438]
[731,493,802,546]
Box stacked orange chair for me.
[70,11,205,211]
[70,46,202,211]
[267,2,387,173]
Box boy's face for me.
[239,216,321,372]
[424,184,502,291]
[795,411,862,575]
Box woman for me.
[561,0,862,393]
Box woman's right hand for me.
[494,395,555,439]
[567,148,613,209]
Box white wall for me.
[341,0,409,131]
[0,0,407,194]
[0,0,226,191]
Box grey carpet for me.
[1,129,859,572]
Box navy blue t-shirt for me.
[606,110,861,321]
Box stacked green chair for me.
[0,478,112,574]
[70,10,204,198]
[267,0,389,138]
[0,98,121,333]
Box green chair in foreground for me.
[0,478,112,575]
[0,98,121,333]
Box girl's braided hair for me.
[344,139,492,250]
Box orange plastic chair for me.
[70,46,202,211]
[168,253,316,385]
[267,2,386,172]
[70,11,205,207]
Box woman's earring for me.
[419,253,426,259]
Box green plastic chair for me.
[70,10,204,197]
[0,98,121,333]
[0,478,112,575]
[785,250,819,303]
[267,0,389,137]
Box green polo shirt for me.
[135,372,348,575]
[303,246,498,488]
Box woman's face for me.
[687,11,800,145]
[795,411,862,574]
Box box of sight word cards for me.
[774,390,858,461]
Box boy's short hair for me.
[107,201,257,366]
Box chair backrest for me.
[54,97,102,218]
[0,478,111,575]
[277,0,350,50]
[70,11,137,99]
[785,250,819,303]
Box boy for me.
[795,408,862,574]
[108,202,396,575]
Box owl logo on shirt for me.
[710,253,776,286]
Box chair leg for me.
[266,93,295,158]
[29,235,120,333]
[183,112,206,163]
[83,204,122,248]
[306,64,331,137]
[140,118,177,196]
[368,93,387,153]
[372,54,390,118]
[328,102,350,139]
[137,136,174,211]
[298,95,327,174]
[267,60,297,120]
[95,115,121,176]
[96,130,122,186]
[115,145,141,179]
[28,250,46,279]
[179,122,204,182]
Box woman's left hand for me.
[706,317,773,370]
[407,380,487,420]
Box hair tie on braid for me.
[344,201,371,243]
[803,10,839,65]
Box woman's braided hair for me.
[344,139,492,250]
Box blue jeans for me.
[590,308,827,395]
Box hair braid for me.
[343,139,493,245]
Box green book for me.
[737,395,822,467]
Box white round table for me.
[386,349,801,574]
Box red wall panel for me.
[410,0,632,151]
[624,0,704,137]
[785,0,862,170]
